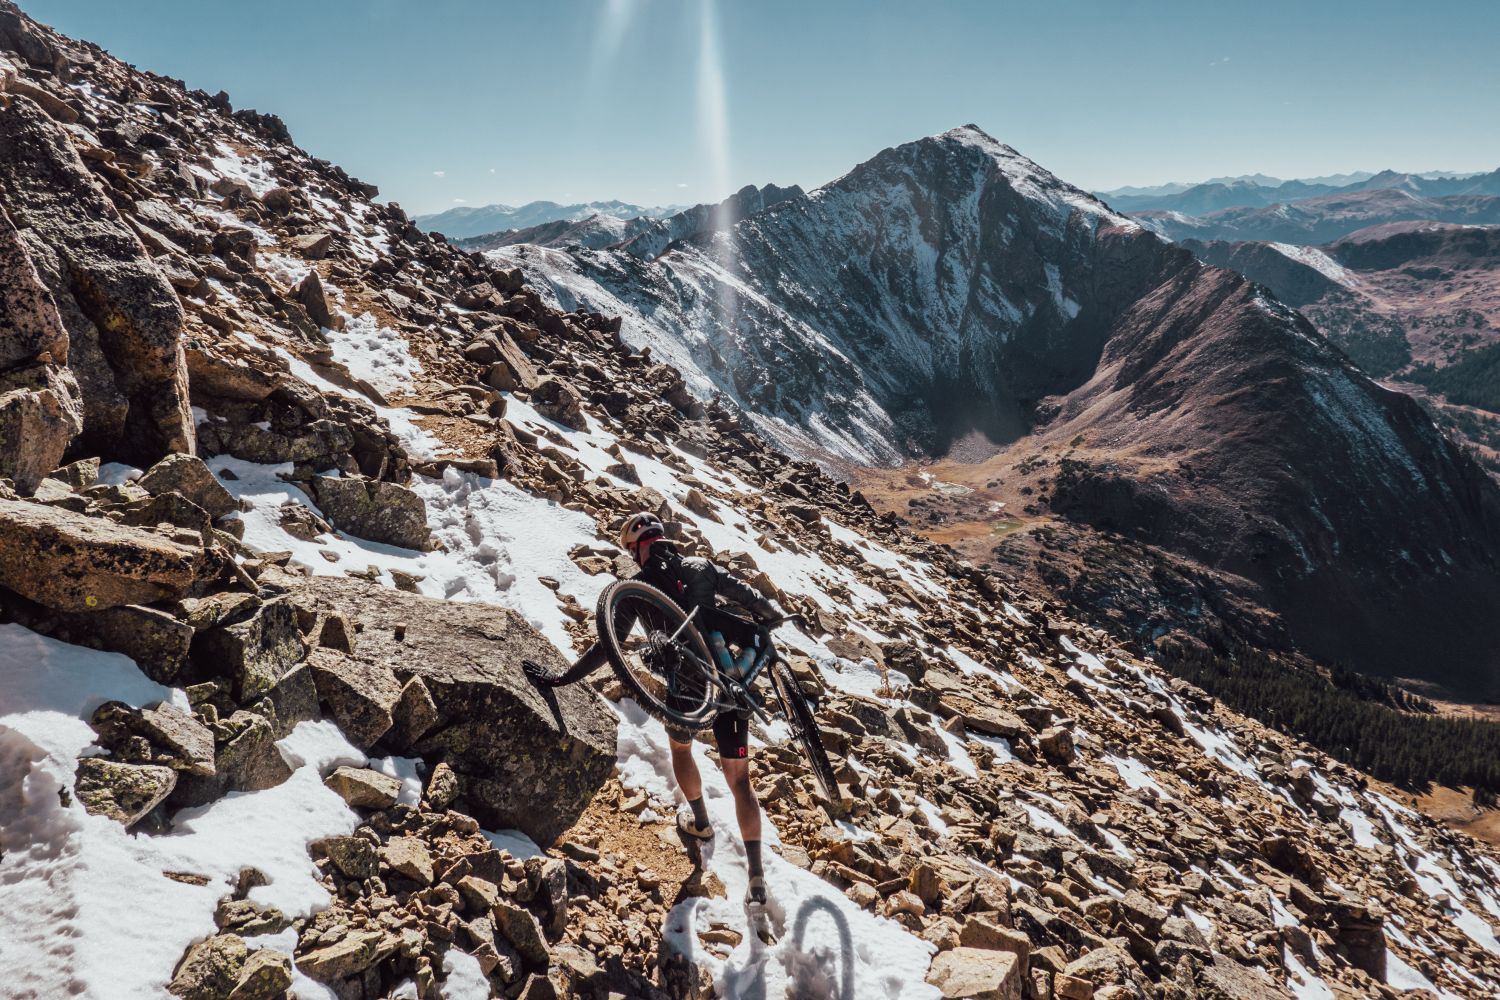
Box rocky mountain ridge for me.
[3,5,1500,1000]
[453,183,805,259]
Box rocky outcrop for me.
[291,576,616,844]
[0,497,209,611]
[0,203,83,493]
[138,453,238,520]
[0,95,193,465]
[304,474,430,550]
[0,357,83,494]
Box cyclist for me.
[616,510,782,916]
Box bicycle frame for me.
[683,616,801,722]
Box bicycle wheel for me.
[770,658,838,800]
[596,579,718,731]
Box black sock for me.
[745,839,763,879]
[688,796,710,829]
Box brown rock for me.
[306,474,430,550]
[169,934,248,999]
[137,453,238,520]
[926,947,1023,1000]
[226,948,291,1000]
[75,757,177,827]
[91,700,216,776]
[323,765,400,809]
[0,498,205,611]
[194,598,306,702]
[383,835,434,885]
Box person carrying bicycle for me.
[616,510,781,915]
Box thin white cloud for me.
[451,198,467,203]
[433,170,446,178]
[676,182,689,188]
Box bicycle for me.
[529,578,838,801]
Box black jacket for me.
[637,542,773,625]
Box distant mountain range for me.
[414,200,683,240]
[1099,169,1488,213]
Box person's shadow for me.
[720,894,855,1000]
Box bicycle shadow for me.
[720,894,856,1000]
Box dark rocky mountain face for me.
[501,129,1500,696]
[1184,224,1500,478]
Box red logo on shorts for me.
[736,746,747,758]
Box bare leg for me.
[670,737,703,802]
[720,757,761,843]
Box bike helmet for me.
[618,511,665,553]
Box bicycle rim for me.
[771,659,838,800]
[596,580,717,729]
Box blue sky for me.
[23,0,1500,215]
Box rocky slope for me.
[5,5,1500,1000]
[493,126,1500,699]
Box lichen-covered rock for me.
[306,647,400,749]
[74,757,176,827]
[295,929,392,983]
[92,700,216,776]
[0,498,206,611]
[0,361,83,495]
[168,934,248,1000]
[192,598,306,702]
[226,948,292,1000]
[925,947,1022,1000]
[315,835,378,880]
[0,96,194,464]
[306,474,430,550]
[137,453,238,520]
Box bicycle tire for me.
[770,658,838,801]
[595,579,718,731]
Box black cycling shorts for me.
[667,711,750,760]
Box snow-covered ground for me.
[0,625,436,999]
[614,699,940,1000]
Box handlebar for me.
[760,613,806,630]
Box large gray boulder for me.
[0,498,208,611]
[0,95,193,464]
[292,576,615,844]
[305,474,430,550]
